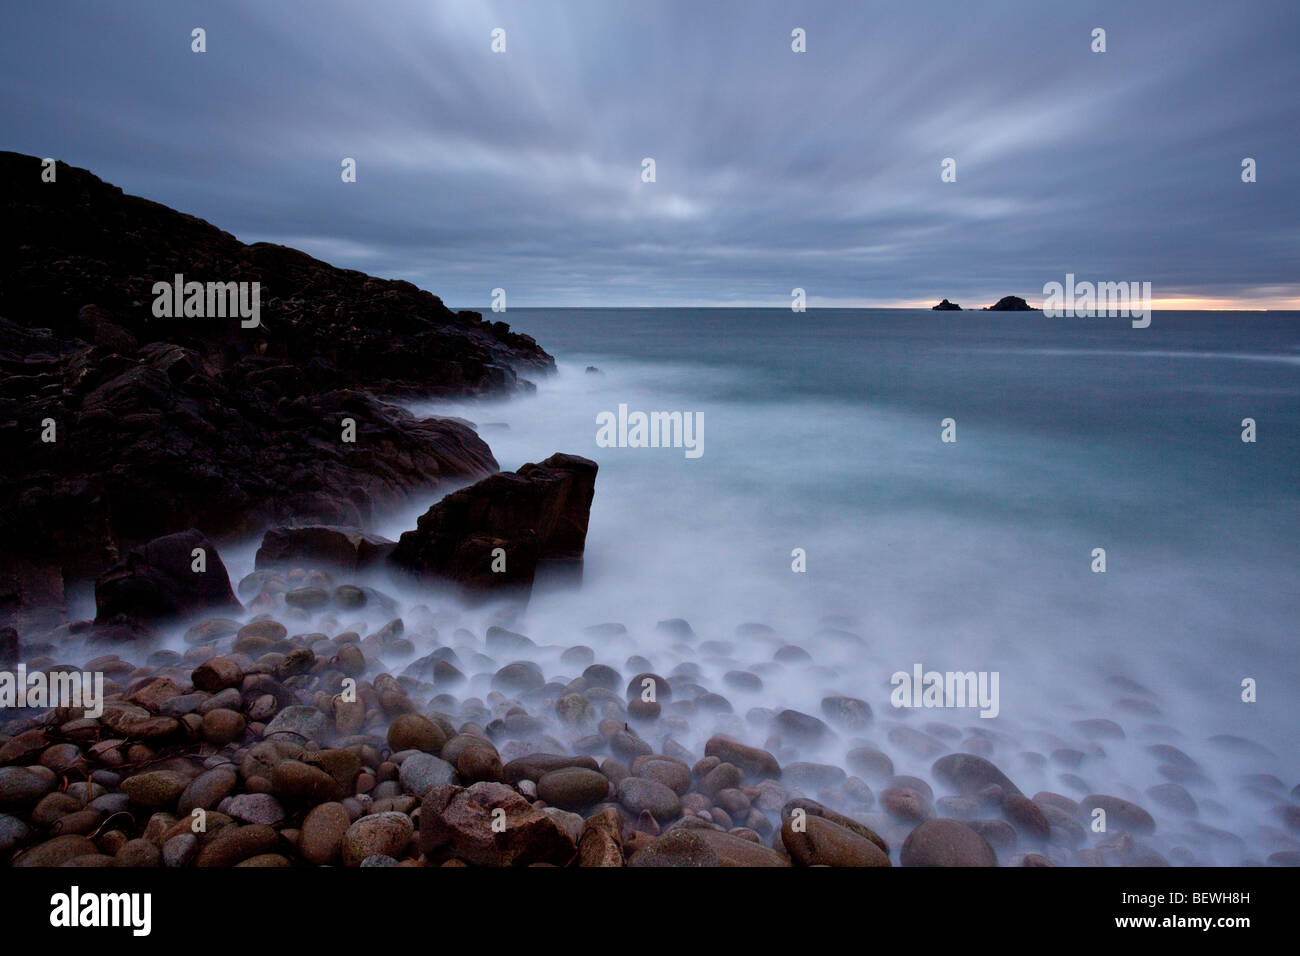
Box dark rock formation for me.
[0,557,65,635]
[94,529,241,625]
[932,299,962,311]
[983,295,1037,311]
[0,151,555,595]
[390,453,598,598]
[255,525,395,571]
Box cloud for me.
[1,0,1297,307]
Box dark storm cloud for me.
[3,0,1297,307]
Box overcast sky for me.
[3,0,1298,308]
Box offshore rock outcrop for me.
[982,295,1037,311]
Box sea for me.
[391,307,1299,863]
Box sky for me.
[2,0,1298,309]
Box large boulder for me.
[94,529,241,624]
[390,453,598,596]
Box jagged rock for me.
[418,782,575,866]
[390,453,598,597]
[932,298,962,310]
[94,529,241,625]
[0,151,553,582]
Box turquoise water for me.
[395,308,1300,862]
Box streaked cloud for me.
[2,0,1296,308]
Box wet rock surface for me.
[0,151,552,600]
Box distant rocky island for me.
[932,296,1038,311]
[982,296,1037,311]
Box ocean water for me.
[389,308,1300,863]
[65,308,1295,865]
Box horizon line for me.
[454,304,1291,313]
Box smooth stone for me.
[931,753,1021,796]
[0,766,57,810]
[284,587,330,609]
[628,828,789,867]
[617,777,682,821]
[196,825,280,867]
[492,661,545,693]
[163,833,198,867]
[703,736,781,779]
[387,713,447,754]
[1147,782,1198,816]
[122,771,189,811]
[845,746,894,781]
[723,671,763,692]
[227,793,286,826]
[191,656,244,692]
[341,811,413,866]
[781,797,889,854]
[783,762,848,790]
[1080,794,1156,834]
[202,708,246,746]
[398,753,458,797]
[271,760,340,804]
[299,802,351,865]
[774,709,831,741]
[625,672,672,702]
[821,695,872,729]
[14,834,98,867]
[537,768,610,810]
[264,705,328,741]
[0,813,31,853]
[1002,793,1051,839]
[178,766,238,814]
[782,814,891,867]
[630,756,692,796]
[502,753,599,785]
[900,818,999,867]
[965,818,1018,852]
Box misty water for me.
[64,308,1299,865]
[396,308,1298,864]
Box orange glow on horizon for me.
[881,296,1298,311]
